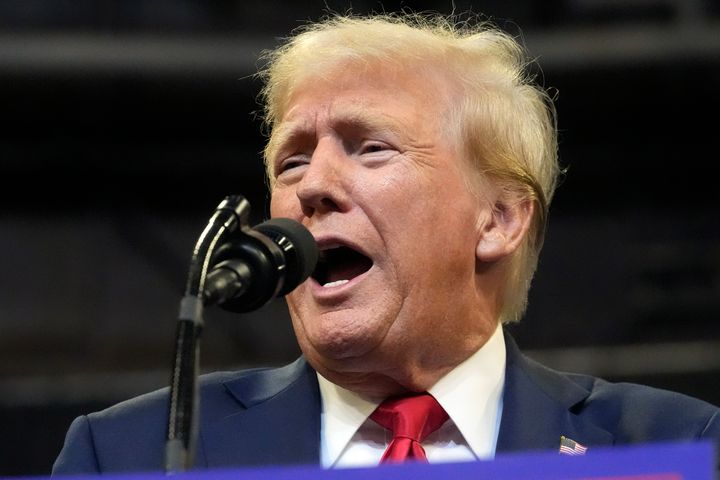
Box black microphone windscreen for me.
[253,218,318,295]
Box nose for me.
[296,138,351,217]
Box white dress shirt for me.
[317,323,506,468]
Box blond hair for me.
[258,13,560,323]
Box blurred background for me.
[1,0,719,476]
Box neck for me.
[309,321,500,398]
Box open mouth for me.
[312,246,373,288]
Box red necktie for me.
[370,393,449,463]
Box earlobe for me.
[475,198,534,263]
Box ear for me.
[476,197,534,263]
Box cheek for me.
[357,167,424,222]
[284,288,312,340]
[269,189,295,218]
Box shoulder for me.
[572,374,720,442]
[504,330,719,444]
[52,371,240,474]
[53,359,312,474]
[523,351,719,442]
[83,370,238,428]
[84,359,311,426]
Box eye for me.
[359,141,392,155]
[355,140,399,167]
[362,143,384,153]
[276,154,309,177]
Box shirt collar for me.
[429,322,506,459]
[317,372,380,466]
[317,323,506,465]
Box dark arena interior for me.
[1,0,719,475]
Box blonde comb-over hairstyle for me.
[258,13,560,323]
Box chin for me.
[293,306,388,355]
[303,330,379,361]
[312,359,411,398]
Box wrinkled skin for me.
[268,66,525,397]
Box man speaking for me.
[52,13,720,473]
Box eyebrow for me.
[270,104,407,155]
[332,105,406,138]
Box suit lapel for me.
[197,333,614,466]
[496,331,614,453]
[200,357,321,468]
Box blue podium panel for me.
[24,441,717,480]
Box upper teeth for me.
[323,279,349,288]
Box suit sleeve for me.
[52,416,101,475]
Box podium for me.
[23,441,718,480]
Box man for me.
[52,13,719,474]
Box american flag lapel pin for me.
[559,435,588,455]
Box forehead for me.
[276,64,454,135]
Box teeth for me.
[322,279,349,288]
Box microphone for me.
[165,195,317,473]
[203,217,318,312]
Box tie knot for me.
[370,393,448,442]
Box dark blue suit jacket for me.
[52,332,720,474]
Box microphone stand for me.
[164,195,250,473]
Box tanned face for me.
[268,65,501,396]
